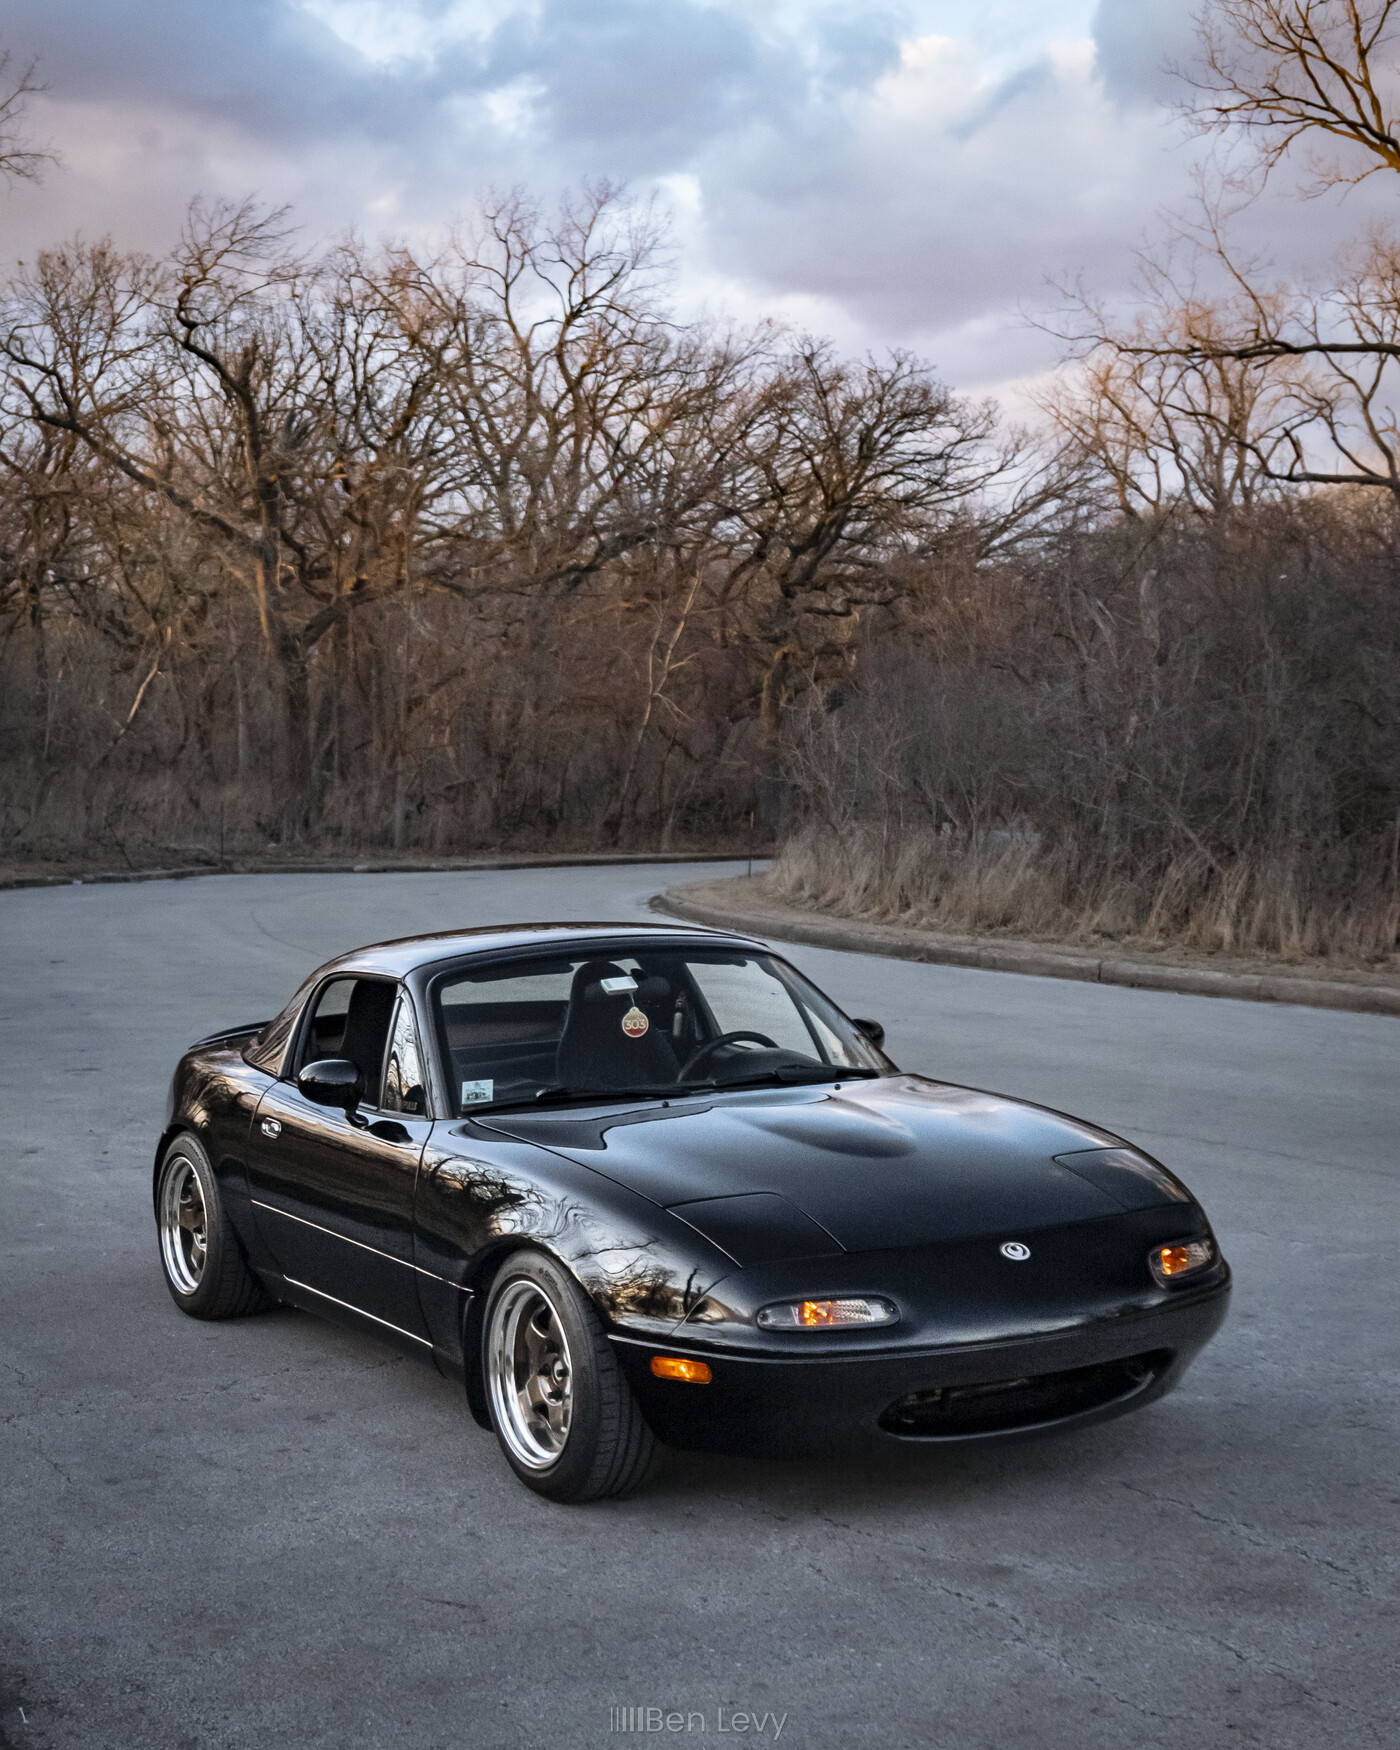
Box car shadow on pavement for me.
[613,1393,1225,1517]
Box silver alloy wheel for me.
[159,1155,208,1295]
[486,1277,574,1469]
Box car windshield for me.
[434,944,886,1115]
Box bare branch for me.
[0,52,57,185]
[1186,1,1400,191]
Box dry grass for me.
[768,823,1400,968]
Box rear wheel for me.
[156,1134,269,1319]
[483,1249,657,1502]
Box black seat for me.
[337,980,398,1092]
[555,961,680,1090]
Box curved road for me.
[1,863,1395,1750]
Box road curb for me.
[0,850,757,893]
[655,879,1400,1019]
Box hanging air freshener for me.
[621,1005,649,1038]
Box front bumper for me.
[611,1279,1229,1456]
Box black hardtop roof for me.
[315,920,765,982]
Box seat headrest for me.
[570,960,636,1005]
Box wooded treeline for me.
[0,190,1019,859]
[3,1,1400,961]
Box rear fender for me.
[157,1044,274,1266]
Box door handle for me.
[260,1117,282,1139]
[367,1118,411,1145]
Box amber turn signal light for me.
[1149,1239,1216,1286]
[651,1356,712,1384]
[756,1296,898,1330]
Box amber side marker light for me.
[756,1296,898,1330]
[1149,1240,1217,1287]
[651,1356,713,1384]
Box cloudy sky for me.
[0,0,1358,396]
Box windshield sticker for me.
[461,1079,494,1105]
[600,974,639,994]
[621,1006,649,1038]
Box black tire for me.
[482,1249,658,1503]
[156,1133,269,1319]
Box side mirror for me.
[298,1058,365,1122]
[851,1017,885,1049]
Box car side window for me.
[382,993,427,1116]
[303,978,355,1064]
[299,976,398,1101]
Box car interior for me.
[436,951,843,1112]
[304,979,396,1073]
[300,977,409,1110]
[291,952,872,1118]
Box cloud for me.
[1092,0,1201,107]
[0,1,898,247]
[481,0,771,168]
[0,0,1368,397]
[685,32,1194,386]
[3,0,393,146]
[0,0,452,258]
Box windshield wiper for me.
[705,1065,880,1091]
[534,1083,666,1105]
[469,1084,679,1114]
[466,1065,880,1117]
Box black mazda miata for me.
[154,922,1230,1500]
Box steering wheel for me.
[681,1031,780,1078]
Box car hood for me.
[479,1075,1147,1254]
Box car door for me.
[247,976,433,1344]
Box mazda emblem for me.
[999,1241,1031,1261]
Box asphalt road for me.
[1,863,1396,1750]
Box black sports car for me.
[154,922,1230,1501]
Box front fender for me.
[412,1121,735,1390]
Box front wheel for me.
[156,1134,269,1319]
[483,1249,658,1502]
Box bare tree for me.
[0,156,1385,966]
[1048,6,1400,513]
[1041,267,1308,517]
[714,343,1006,738]
[1189,0,1400,189]
[1,204,458,812]
[0,52,55,186]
